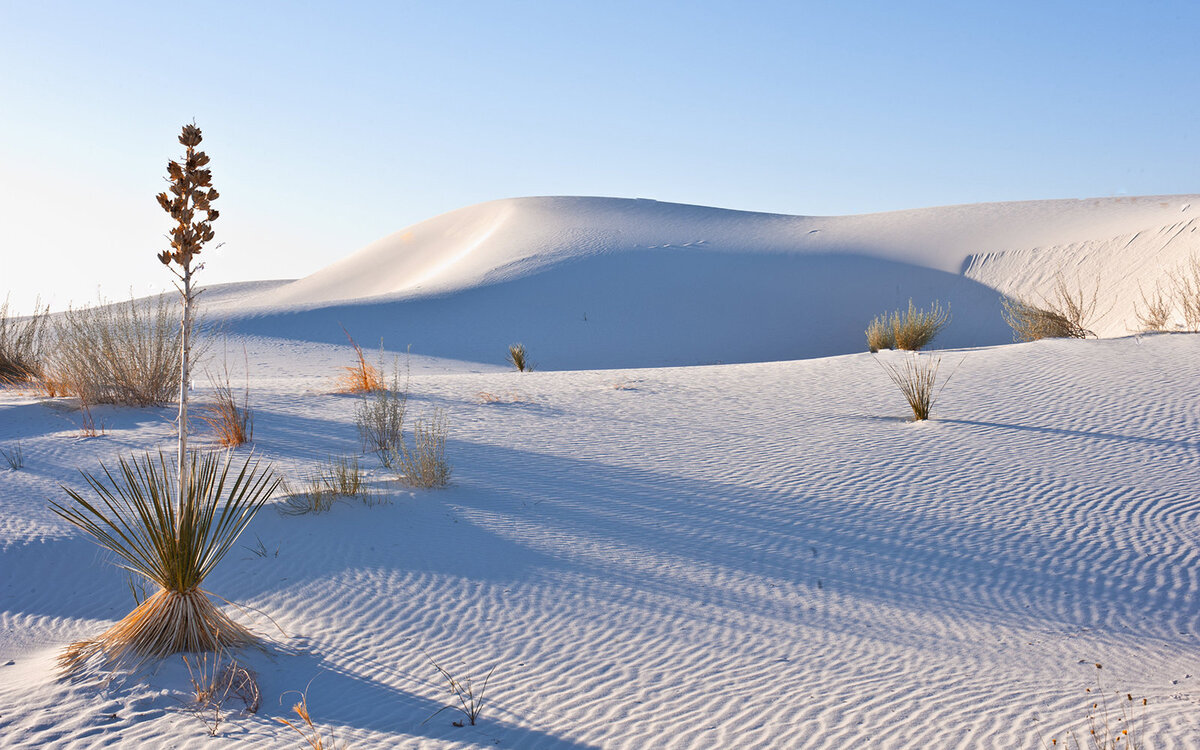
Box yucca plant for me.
[50,451,279,672]
[505,342,534,372]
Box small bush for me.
[877,352,954,421]
[200,351,253,447]
[49,295,189,406]
[1168,251,1200,331]
[865,300,950,352]
[1133,281,1172,332]
[0,297,48,385]
[506,343,534,372]
[864,313,895,352]
[1003,274,1100,342]
[181,649,260,736]
[390,407,451,488]
[354,357,407,462]
[336,327,383,393]
[279,474,337,515]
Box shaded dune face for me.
[219,195,1200,368]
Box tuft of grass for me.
[1133,281,1172,332]
[1,442,23,470]
[1003,274,1101,342]
[1168,251,1200,331]
[354,355,407,463]
[1041,663,1146,750]
[279,455,372,515]
[390,407,451,489]
[48,294,193,407]
[181,649,260,736]
[200,348,253,447]
[865,300,950,352]
[78,402,106,438]
[49,451,279,673]
[876,352,957,421]
[336,327,383,394]
[505,343,534,372]
[278,686,342,749]
[0,297,48,385]
[421,653,497,728]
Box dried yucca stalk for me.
[50,451,278,673]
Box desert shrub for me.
[49,450,279,672]
[0,297,48,385]
[181,649,260,736]
[390,407,451,488]
[1003,274,1100,342]
[877,352,954,421]
[1133,281,1173,332]
[506,342,534,372]
[200,352,252,447]
[337,327,383,393]
[865,300,949,352]
[1168,251,1200,331]
[864,313,895,352]
[49,294,189,406]
[354,357,407,462]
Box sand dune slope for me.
[218,195,1200,368]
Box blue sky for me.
[2,1,1197,312]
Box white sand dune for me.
[2,195,1200,748]
[215,194,1200,368]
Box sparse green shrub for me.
[865,300,949,352]
[354,356,407,462]
[49,295,188,406]
[0,297,48,385]
[877,352,955,421]
[390,407,451,488]
[280,455,372,515]
[506,342,534,372]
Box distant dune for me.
[211,195,1200,368]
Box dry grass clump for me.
[865,299,950,352]
[390,407,451,488]
[182,649,260,736]
[49,451,279,673]
[0,297,48,385]
[1042,663,1146,750]
[49,295,188,406]
[1003,274,1100,342]
[1133,281,1173,332]
[336,328,383,393]
[1168,251,1200,331]
[354,358,407,462]
[877,352,955,421]
[279,456,372,515]
[422,653,497,728]
[506,342,534,372]
[200,353,253,447]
